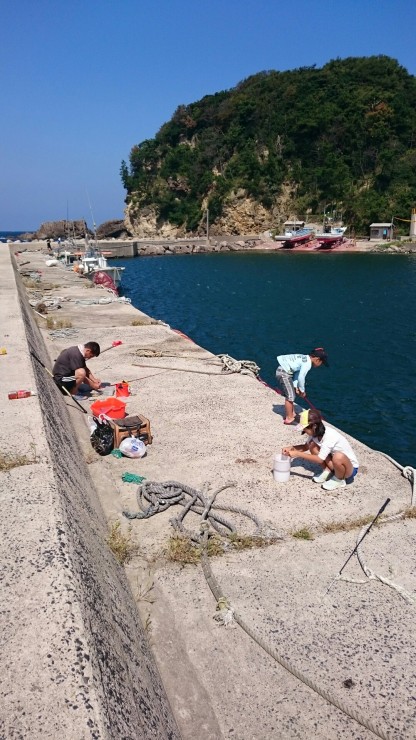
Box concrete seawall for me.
[0,250,179,738]
[15,235,266,259]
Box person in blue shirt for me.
[276,348,328,424]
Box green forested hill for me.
[121,56,416,234]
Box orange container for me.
[115,381,130,398]
[90,397,126,419]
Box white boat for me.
[56,240,124,291]
[79,247,125,289]
[316,226,347,237]
[57,249,78,267]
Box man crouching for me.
[53,341,101,396]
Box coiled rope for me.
[124,480,391,738]
[48,328,79,339]
[122,480,277,543]
[216,354,260,377]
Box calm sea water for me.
[0,231,31,242]
[117,251,416,467]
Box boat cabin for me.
[369,222,394,240]
[58,250,79,267]
[283,220,305,235]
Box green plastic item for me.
[122,472,146,484]
[111,448,123,458]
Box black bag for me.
[90,417,114,456]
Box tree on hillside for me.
[121,56,416,234]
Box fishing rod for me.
[325,497,391,595]
[303,394,320,413]
[132,362,222,376]
[302,393,326,420]
[257,377,325,419]
[30,350,88,414]
[100,340,123,354]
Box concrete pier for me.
[1,243,416,739]
[0,249,180,739]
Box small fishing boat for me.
[79,245,125,290]
[315,234,345,249]
[281,229,314,249]
[78,232,125,291]
[57,249,79,267]
[314,227,347,249]
[56,241,124,291]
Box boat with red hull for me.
[281,229,314,249]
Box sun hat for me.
[299,408,323,432]
[299,409,311,429]
[310,347,329,366]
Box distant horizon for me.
[0,218,124,233]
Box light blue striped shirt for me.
[276,353,312,392]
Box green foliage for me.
[121,56,416,233]
[292,528,314,541]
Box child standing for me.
[282,408,359,491]
[276,348,328,424]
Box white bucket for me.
[273,454,291,482]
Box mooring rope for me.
[134,348,215,360]
[132,351,260,377]
[122,480,276,543]
[337,452,416,603]
[377,452,416,506]
[124,480,391,738]
[216,354,260,376]
[200,532,390,740]
[339,514,415,604]
[74,296,131,305]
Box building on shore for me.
[369,222,394,240]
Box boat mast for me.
[86,189,98,247]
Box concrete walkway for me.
[2,243,416,739]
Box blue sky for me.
[1,0,416,230]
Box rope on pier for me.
[200,529,390,740]
[74,295,131,305]
[337,452,416,604]
[339,513,415,604]
[122,479,279,543]
[133,349,260,376]
[123,479,392,738]
[216,353,260,376]
[377,452,416,506]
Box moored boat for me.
[56,240,125,291]
[79,245,125,290]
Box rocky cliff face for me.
[209,191,272,236]
[20,219,132,241]
[125,183,299,237]
[124,206,187,239]
[20,220,91,241]
[96,220,132,239]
